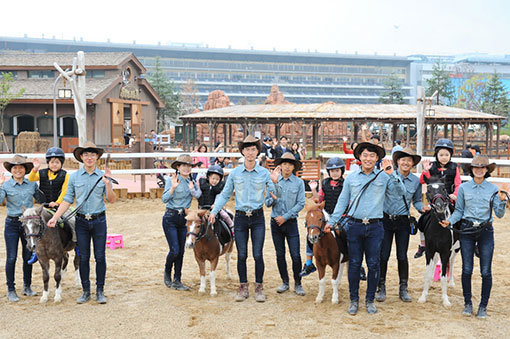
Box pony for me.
[305,201,348,304]
[21,205,79,303]
[185,210,234,296]
[417,177,459,307]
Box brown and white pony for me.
[305,201,347,304]
[21,205,79,303]
[185,210,234,296]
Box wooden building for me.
[0,52,164,151]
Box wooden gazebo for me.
[180,103,506,157]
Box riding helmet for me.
[326,157,345,175]
[434,139,454,156]
[207,165,224,180]
[45,147,65,164]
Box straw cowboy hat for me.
[392,147,422,167]
[353,141,386,161]
[238,135,261,155]
[3,154,34,173]
[73,141,105,163]
[467,155,496,174]
[274,152,302,172]
[171,154,196,170]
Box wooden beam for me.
[107,98,150,106]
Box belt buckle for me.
[84,213,92,221]
[177,209,184,215]
[362,217,370,225]
[245,210,253,217]
[473,221,481,227]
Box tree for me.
[426,60,456,105]
[180,78,201,116]
[147,57,182,131]
[481,71,510,117]
[378,73,405,104]
[455,74,487,112]
[0,72,25,134]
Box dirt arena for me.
[0,199,508,338]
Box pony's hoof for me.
[315,297,323,304]
[443,299,451,308]
[448,281,455,287]
[198,288,206,294]
[54,296,62,303]
[40,296,48,304]
[210,291,218,297]
[226,274,232,280]
[331,297,339,304]
[418,295,427,303]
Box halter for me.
[186,216,214,243]
[306,210,326,240]
[426,183,453,221]
[21,215,47,240]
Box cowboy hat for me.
[393,147,422,167]
[274,152,302,172]
[353,141,386,161]
[238,135,261,155]
[3,154,34,173]
[73,141,104,163]
[467,155,496,174]
[171,154,196,170]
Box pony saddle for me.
[213,219,233,246]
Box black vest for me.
[426,161,457,195]
[39,168,67,203]
[322,178,343,215]
[198,178,225,208]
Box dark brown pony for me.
[305,201,347,304]
[185,210,234,296]
[21,205,79,303]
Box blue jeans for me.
[4,217,32,291]
[271,218,302,285]
[235,212,265,284]
[460,222,494,308]
[345,220,384,302]
[380,217,410,262]
[75,215,107,292]
[162,210,187,281]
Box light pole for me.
[52,69,70,147]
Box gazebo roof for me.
[180,103,505,124]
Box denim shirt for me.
[64,167,107,215]
[265,174,305,221]
[162,175,199,210]
[212,163,275,215]
[329,168,406,225]
[0,178,39,217]
[384,171,424,216]
[448,179,506,225]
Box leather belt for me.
[236,208,263,217]
[166,208,185,215]
[77,211,106,221]
[383,213,409,221]
[350,217,383,225]
[6,216,21,222]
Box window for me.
[38,116,53,135]
[60,116,78,137]
[27,70,54,79]
[85,70,105,78]
[0,71,17,79]
[13,115,35,135]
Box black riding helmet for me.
[207,165,224,180]
[45,147,65,165]
[326,157,345,176]
[434,139,454,161]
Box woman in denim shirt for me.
[0,155,39,302]
[162,154,200,291]
[441,155,507,319]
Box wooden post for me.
[291,122,295,143]
[319,122,324,150]
[462,121,468,149]
[406,123,411,146]
[229,124,232,147]
[140,120,146,194]
[353,123,359,142]
[275,123,280,141]
[496,121,501,157]
[208,122,214,150]
[312,123,318,158]
[301,123,307,151]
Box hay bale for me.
[15,139,38,153]
[17,131,40,140]
[36,139,50,153]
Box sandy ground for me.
[0,198,509,338]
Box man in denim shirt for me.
[377,147,429,304]
[265,152,306,296]
[325,142,405,315]
[440,155,507,318]
[48,142,116,304]
[0,155,39,302]
[161,154,200,291]
[209,135,276,302]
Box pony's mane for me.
[23,206,40,217]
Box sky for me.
[1,0,509,56]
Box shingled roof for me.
[0,51,144,71]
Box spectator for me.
[193,144,210,169]
[461,144,474,174]
[274,136,289,159]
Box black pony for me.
[417,176,460,308]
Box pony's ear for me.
[197,209,207,218]
[21,206,27,213]
[313,198,319,204]
[36,205,44,213]
[184,208,189,216]
[318,201,326,210]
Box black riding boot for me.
[398,260,411,302]
[375,260,387,302]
